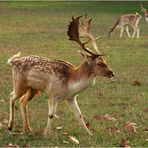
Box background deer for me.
[108,13,141,38]
[8,15,114,136]
[141,4,148,22]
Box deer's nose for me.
[110,71,114,77]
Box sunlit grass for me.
[0,1,148,147]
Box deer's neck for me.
[110,18,120,32]
[68,61,96,94]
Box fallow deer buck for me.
[141,4,148,22]
[108,13,141,38]
[8,15,114,136]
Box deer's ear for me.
[78,50,92,59]
[78,50,94,66]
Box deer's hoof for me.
[8,127,12,131]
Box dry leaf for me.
[56,126,63,130]
[3,119,8,124]
[107,126,120,134]
[132,80,141,86]
[22,144,29,148]
[120,138,131,148]
[69,136,79,145]
[146,138,148,142]
[8,143,14,146]
[5,143,19,148]
[93,115,103,120]
[104,114,117,121]
[143,108,148,112]
[0,122,6,128]
[63,132,68,135]
[62,140,69,144]
[9,131,23,136]
[0,99,5,103]
[7,143,16,147]
[125,121,138,133]
[93,114,117,121]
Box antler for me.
[67,15,102,57]
[79,14,101,53]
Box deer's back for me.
[11,55,75,92]
[119,14,141,25]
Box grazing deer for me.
[141,4,148,22]
[7,15,114,136]
[108,13,141,38]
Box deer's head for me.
[108,28,113,38]
[67,15,114,78]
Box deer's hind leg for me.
[8,87,27,131]
[126,26,131,37]
[20,88,38,132]
[120,27,124,37]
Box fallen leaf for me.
[124,121,138,133]
[8,130,23,136]
[0,122,6,128]
[62,140,69,144]
[97,92,104,97]
[5,143,19,148]
[93,114,117,121]
[0,99,5,103]
[146,138,148,142]
[22,144,29,148]
[63,132,69,135]
[120,138,131,148]
[104,114,117,121]
[143,108,148,112]
[7,143,15,147]
[132,80,141,86]
[56,126,63,130]
[106,126,120,134]
[69,136,79,145]
[93,115,103,120]
[8,143,14,146]
[3,119,8,124]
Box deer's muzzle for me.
[109,71,114,78]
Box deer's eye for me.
[97,63,106,67]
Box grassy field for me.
[0,1,148,147]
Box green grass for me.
[0,1,148,147]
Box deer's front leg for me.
[120,27,124,37]
[20,89,38,132]
[44,98,58,136]
[66,96,93,136]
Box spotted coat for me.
[11,55,75,80]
